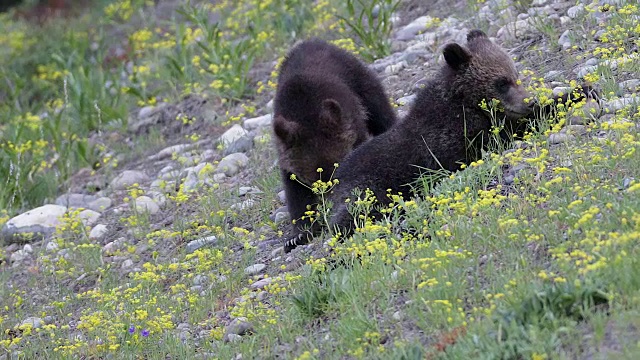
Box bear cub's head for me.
[443,30,533,120]
[273,96,366,185]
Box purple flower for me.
[141,329,150,337]
[128,325,135,334]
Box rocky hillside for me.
[1,0,640,359]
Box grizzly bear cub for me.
[273,39,397,253]
[325,29,537,238]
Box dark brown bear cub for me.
[273,39,397,253]
[326,30,535,237]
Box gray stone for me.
[225,317,253,336]
[243,114,272,130]
[182,171,199,193]
[561,125,587,136]
[567,4,585,18]
[548,133,574,144]
[10,250,29,263]
[160,170,180,181]
[497,19,537,41]
[230,199,256,211]
[274,212,290,224]
[193,274,207,285]
[20,317,43,329]
[244,263,266,275]
[23,244,33,253]
[576,65,598,79]
[238,186,261,196]
[1,204,67,244]
[604,96,640,112]
[277,191,286,203]
[395,16,434,41]
[134,196,160,215]
[223,135,254,156]
[89,224,108,240]
[149,144,192,161]
[55,193,98,209]
[384,61,408,75]
[138,106,155,120]
[558,30,572,50]
[78,209,101,227]
[45,241,59,252]
[150,179,170,191]
[110,170,149,190]
[121,259,134,269]
[552,86,573,97]
[544,70,564,81]
[212,173,227,183]
[218,124,248,148]
[504,174,515,185]
[87,197,112,212]
[216,153,249,177]
[186,236,217,253]
[250,277,276,290]
[620,79,640,92]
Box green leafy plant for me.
[337,0,401,61]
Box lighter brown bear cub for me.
[327,30,536,239]
[273,39,397,253]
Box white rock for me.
[548,133,574,144]
[243,114,272,130]
[55,193,97,209]
[182,171,199,193]
[244,263,266,275]
[218,124,248,148]
[497,19,536,41]
[186,236,218,253]
[138,106,155,120]
[274,212,290,224]
[231,199,256,211]
[238,186,261,196]
[567,4,585,18]
[250,277,276,289]
[87,197,112,212]
[110,170,149,190]
[121,259,134,269]
[150,144,192,161]
[20,317,43,329]
[384,61,408,75]
[89,224,109,240]
[395,16,433,41]
[23,244,33,253]
[1,204,67,244]
[134,196,160,215]
[78,209,101,227]
[558,30,572,50]
[10,250,29,263]
[277,191,286,203]
[45,241,59,252]
[216,153,249,177]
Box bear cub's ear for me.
[466,29,488,42]
[319,99,344,131]
[443,43,472,71]
[273,115,302,144]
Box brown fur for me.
[273,39,397,252]
[327,30,535,238]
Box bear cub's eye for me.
[494,78,511,94]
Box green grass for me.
[1,0,640,359]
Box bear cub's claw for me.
[283,233,311,253]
